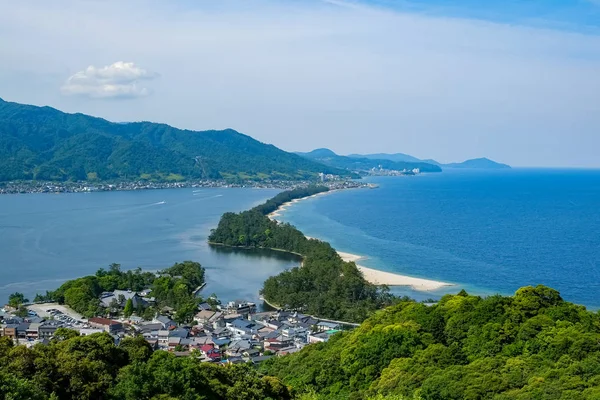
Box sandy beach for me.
[268,193,452,292]
[303,241,451,291]
[337,251,451,291]
[267,191,331,221]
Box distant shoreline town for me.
[0,177,375,195]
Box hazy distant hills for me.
[351,152,511,169]
[443,157,511,169]
[296,148,443,173]
[0,98,350,182]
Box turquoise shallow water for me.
[277,169,600,308]
[0,188,299,306]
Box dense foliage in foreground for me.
[0,333,290,400]
[209,190,395,322]
[261,286,600,400]
[37,261,204,322]
[0,98,348,182]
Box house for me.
[212,338,231,349]
[100,290,145,309]
[308,331,332,343]
[225,356,245,364]
[16,323,29,339]
[195,310,216,324]
[224,300,256,315]
[79,328,105,336]
[168,337,182,350]
[228,319,258,337]
[243,348,260,358]
[263,320,283,330]
[250,355,273,364]
[169,327,189,339]
[154,315,177,330]
[88,317,123,334]
[1,324,18,339]
[315,321,341,332]
[137,323,163,334]
[277,345,302,355]
[26,323,42,339]
[157,330,170,349]
[208,311,225,328]
[38,322,63,339]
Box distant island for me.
[351,152,511,170]
[296,148,442,175]
[0,98,351,183]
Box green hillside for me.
[296,149,442,173]
[0,98,349,182]
[262,286,600,399]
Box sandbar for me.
[268,194,452,292]
[337,251,451,291]
[267,191,330,221]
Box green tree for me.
[123,298,134,318]
[8,292,28,308]
[119,336,153,363]
[15,306,29,318]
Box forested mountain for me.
[296,149,442,173]
[262,286,600,399]
[0,98,349,182]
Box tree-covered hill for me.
[0,98,349,182]
[261,285,600,400]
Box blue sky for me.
[362,0,600,31]
[0,0,599,167]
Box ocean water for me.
[277,169,600,308]
[0,188,300,306]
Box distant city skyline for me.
[0,0,599,167]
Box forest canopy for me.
[261,285,600,400]
[0,333,291,400]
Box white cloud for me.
[60,61,158,99]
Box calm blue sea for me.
[277,169,600,308]
[0,188,300,306]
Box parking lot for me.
[28,303,85,324]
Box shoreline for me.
[266,190,453,292]
[336,251,451,291]
[267,190,334,221]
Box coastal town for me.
[0,288,352,365]
[0,177,372,195]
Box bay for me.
[277,169,600,308]
[0,187,301,306]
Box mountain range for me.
[349,152,511,169]
[0,98,350,182]
[295,149,443,173]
